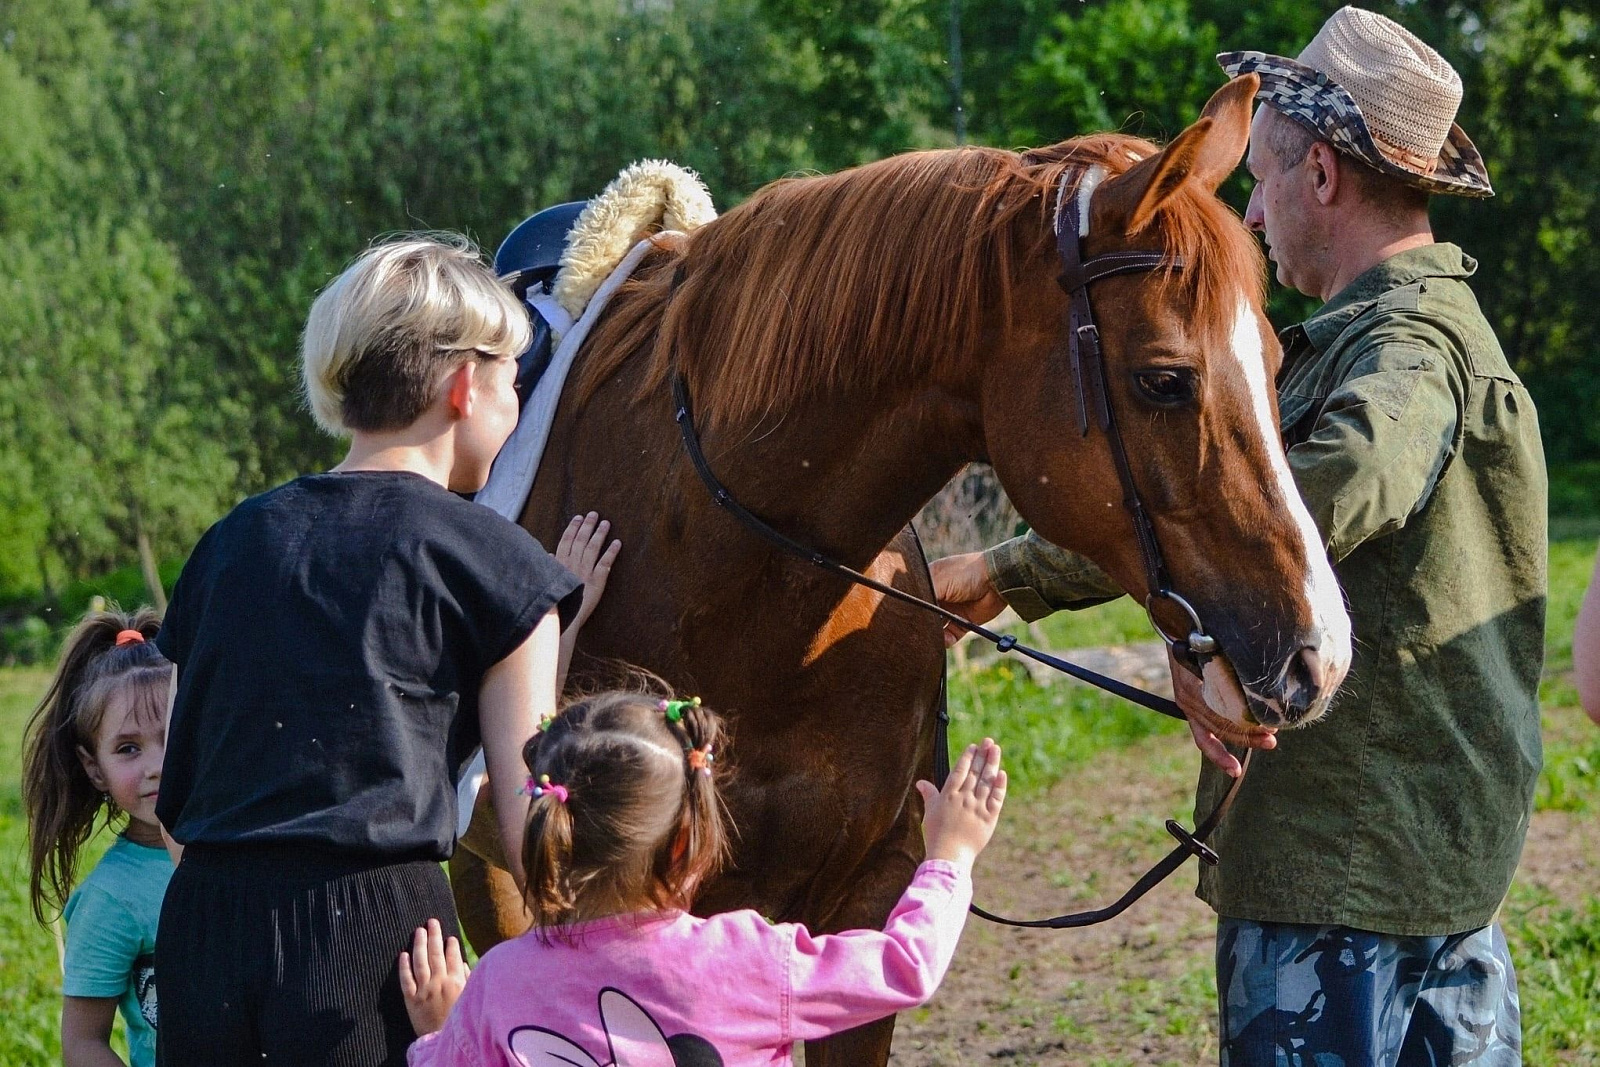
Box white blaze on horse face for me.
[1228,297,1353,711]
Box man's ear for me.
[77,744,108,793]
[445,361,476,421]
[1308,140,1344,207]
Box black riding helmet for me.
[494,201,585,409]
[495,200,585,299]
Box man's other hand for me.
[930,552,1008,647]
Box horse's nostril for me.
[1296,646,1329,694]
[1277,646,1329,724]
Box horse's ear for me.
[1191,73,1259,189]
[1097,74,1259,235]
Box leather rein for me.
[669,166,1251,929]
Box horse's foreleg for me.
[806,1016,898,1067]
[803,790,928,1067]
[450,786,530,954]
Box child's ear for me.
[77,744,108,793]
[445,361,476,420]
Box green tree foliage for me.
[1437,0,1600,461]
[0,0,1593,609]
[0,1,235,605]
[1005,0,1222,143]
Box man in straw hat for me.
[934,7,1546,1063]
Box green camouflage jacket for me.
[986,243,1547,935]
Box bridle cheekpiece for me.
[1052,166,1218,678]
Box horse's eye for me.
[1134,369,1194,405]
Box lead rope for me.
[672,375,1184,721]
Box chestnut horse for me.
[454,76,1351,1065]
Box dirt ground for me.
[885,705,1600,1067]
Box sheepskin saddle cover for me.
[552,159,717,320]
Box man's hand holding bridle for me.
[1168,648,1277,778]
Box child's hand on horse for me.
[556,512,622,630]
[916,738,1007,869]
[398,918,470,1036]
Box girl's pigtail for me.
[670,702,729,898]
[522,790,577,929]
[22,607,163,923]
[520,730,577,930]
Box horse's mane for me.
[576,133,1264,429]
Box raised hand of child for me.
[398,918,470,1037]
[556,512,622,630]
[914,738,1007,869]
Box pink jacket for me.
[409,860,973,1067]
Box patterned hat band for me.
[1219,49,1493,199]
[1370,132,1443,178]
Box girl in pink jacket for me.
[399,691,1007,1067]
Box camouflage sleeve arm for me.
[983,530,1124,622]
[1288,341,1461,564]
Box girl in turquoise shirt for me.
[23,608,174,1067]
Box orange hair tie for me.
[114,629,146,647]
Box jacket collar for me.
[1296,242,1476,353]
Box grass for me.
[1507,884,1600,1059]
[948,661,1184,795]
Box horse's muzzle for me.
[1247,645,1341,728]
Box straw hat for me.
[1218,6,1492,197]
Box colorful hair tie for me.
[520,773,569,803]
[114,629,146,647]
[659,696,702,723]
[687,745,715,776]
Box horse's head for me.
[986,76,1351,733]
[571,90,1349,731]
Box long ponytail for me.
[22,607,167,923]
[520,731,579,924]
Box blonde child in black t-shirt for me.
[153,234,605,1067]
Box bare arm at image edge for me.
[1576,544,1600,726]
[161,664,182,866]
[61,996,127,1067]
[479,608,561,889]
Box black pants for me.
[155,845,460,1067]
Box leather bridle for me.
[667,166,1251,929]
[1053,167,1218,679]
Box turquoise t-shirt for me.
[62,836,173,1067]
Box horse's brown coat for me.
[456,76,1345,1066]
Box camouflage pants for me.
[1216,918,1521,1067]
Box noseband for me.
[1054,167,1216,678]
[666,165,1251,930]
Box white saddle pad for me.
[455,237,659,839]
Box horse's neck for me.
[690,386,978,572]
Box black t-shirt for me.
[155,471,581,861]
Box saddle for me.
[494,160,719,413]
